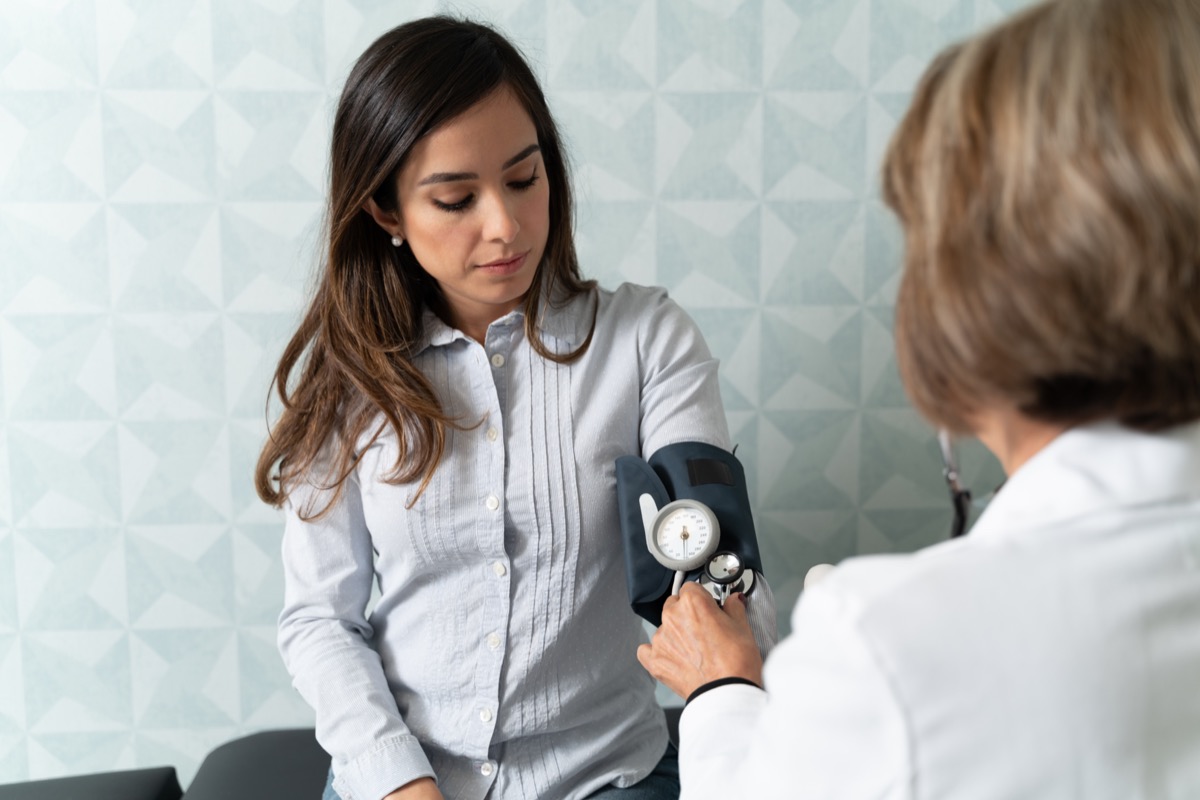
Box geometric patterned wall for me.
[0,0,1016,785]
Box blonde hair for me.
[883,0,1200,433]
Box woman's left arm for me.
[633,287,779,655]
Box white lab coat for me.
[680,421,1200,799]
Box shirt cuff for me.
[332,734,435,800]
[686,676,762,705]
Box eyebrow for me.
[417,144,541,186]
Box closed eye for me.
[509,167,540,191]
[432,167,539,214]
[433,194,474,213]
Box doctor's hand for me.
[637,582,764,700]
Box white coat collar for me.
[968,420,1200,541]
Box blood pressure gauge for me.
[638,494,721,596]
[637,494,756,605]
[638,495,720,571]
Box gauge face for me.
[655,507,713,561]
[646,500,720,571]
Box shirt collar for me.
[968,419,1200,541]
[412,284,592,356]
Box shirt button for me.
[486,426,499,442]
[485,494,500,511]
[481,762,495,777]
[492,561,506,577]
[490,353,505,367]
[480,708,493,723]
[486,633,501,650]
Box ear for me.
[363,197,404,239]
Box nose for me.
[482,191,520,244]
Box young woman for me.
[255,17,776,800]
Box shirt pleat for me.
[531,348,557,794]
[548,353,574,783]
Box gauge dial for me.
[641,498,720,571]
[655,507,714,561]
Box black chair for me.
[183,728,330,800]
[0,766,183,800]
[0,731,327,800]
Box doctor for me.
[637,0,1200,797]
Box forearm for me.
[280,616,436,798]
[677,582,913,799]
[279,477,435,800]
[677,683,769,799]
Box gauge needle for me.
[680,526,690,541]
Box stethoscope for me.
[938,431,974,538]
[938,430,1003,539]
[805,432,1003,590]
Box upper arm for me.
[634,288,731,457]
[278,466,377,645]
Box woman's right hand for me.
[383,777,443,800]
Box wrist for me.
[383,777,441,800]
[685,676,762,705]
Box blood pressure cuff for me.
[615,441,763,626]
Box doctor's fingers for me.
[636,639,683,681]
[663,583,730,631]
[663,582,717,618]
[639,628,707,681]
[636,641,690,698]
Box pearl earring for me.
[391,235,404,247]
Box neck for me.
[442,298,526,345]
[459,318,491,344]
[436,304,504,345]
[973,407,1068,476]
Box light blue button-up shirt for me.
[278,283,777,800]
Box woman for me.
[638,0,1200,797]
[255,16,776,800]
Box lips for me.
[477,251,528,275]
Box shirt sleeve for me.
[744,572,780,657]
[634,286,731,456]
[634,286,779,655]
[277,466,436,800]
[677,584,912,800]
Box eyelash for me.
[433,169,541,214]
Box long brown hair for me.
[882,0,1200,434]
[256,16,595,516]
